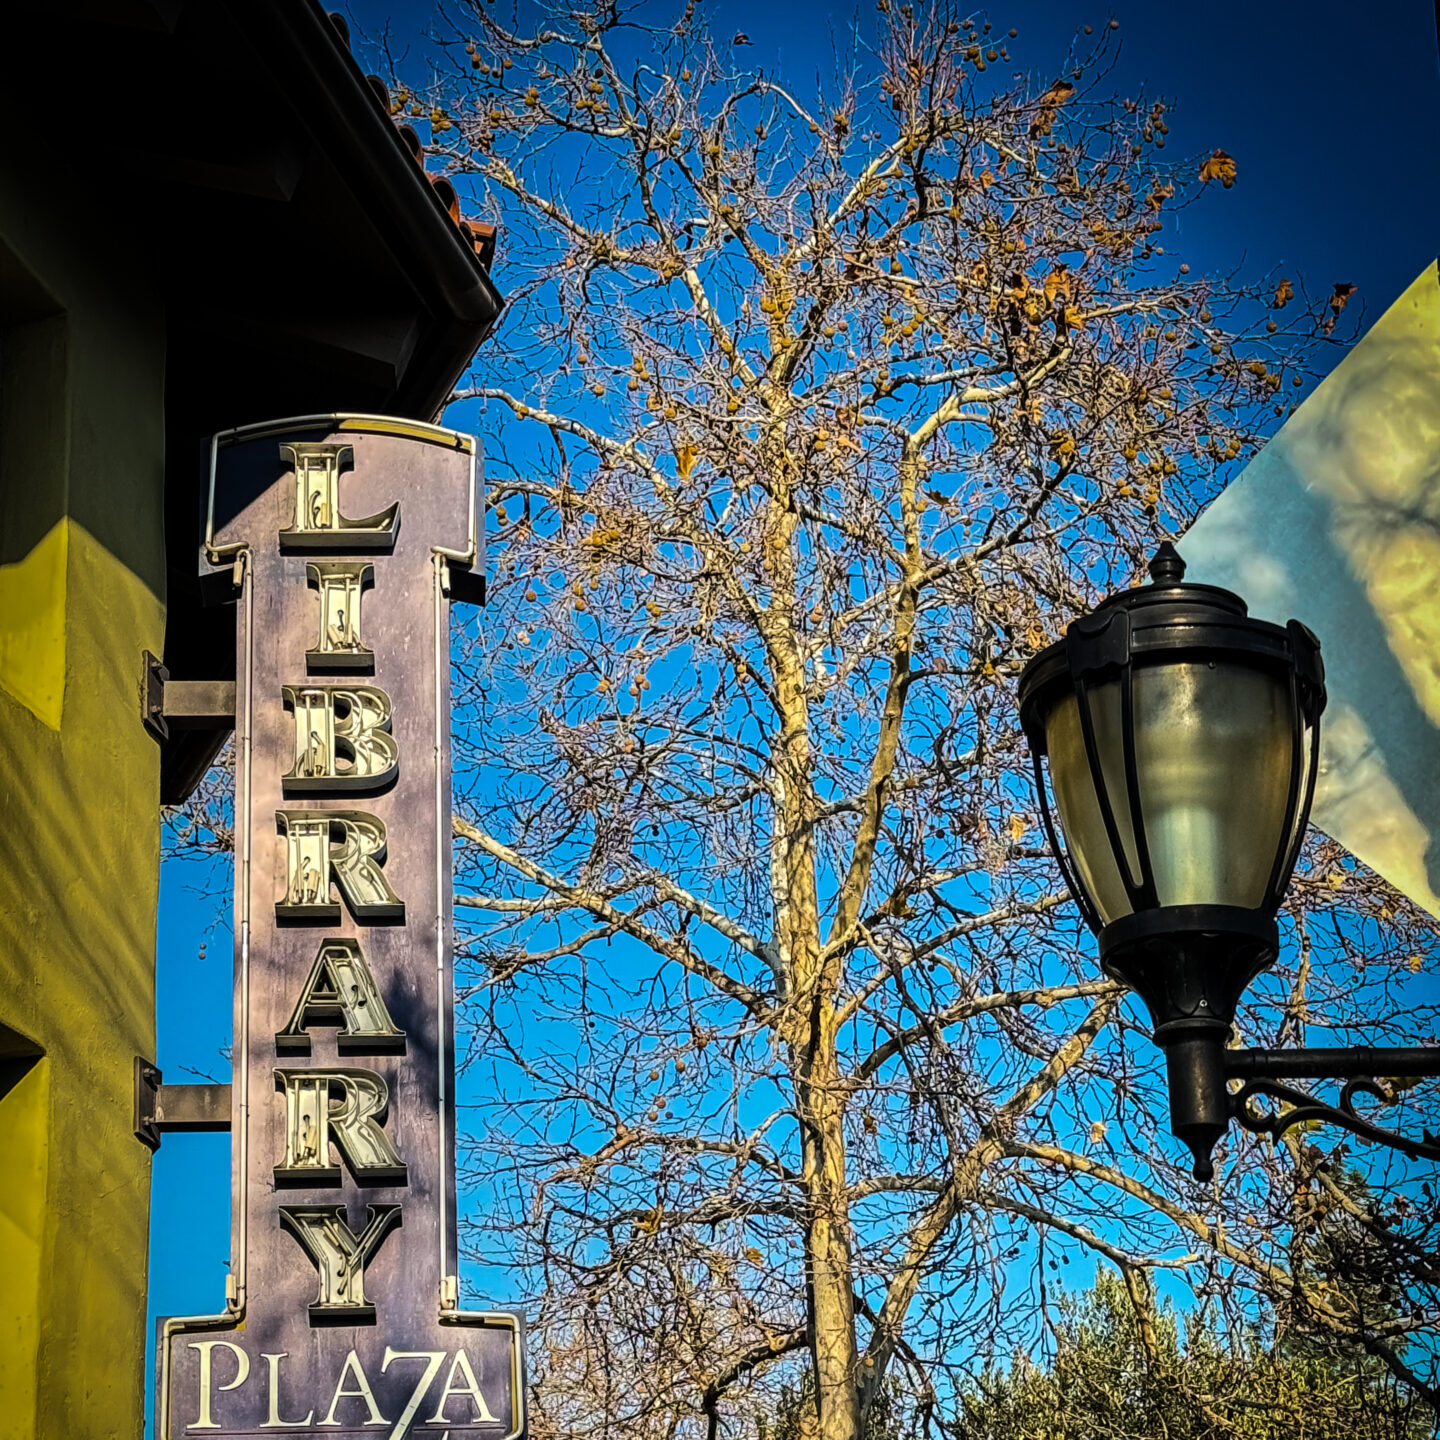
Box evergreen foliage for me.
[954,1269,1434,1440]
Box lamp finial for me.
[1148,541,1186,586]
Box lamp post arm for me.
[1221,1047,1440,1172]
[1225,1046,1440,1082]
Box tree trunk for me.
[771,673,860,1440]
[800,1064,862,1440]
[759,421,863,1440]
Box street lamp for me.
[1018,543,1440,1181]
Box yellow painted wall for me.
[0,1056,49,1435]
[0,156,166,1440]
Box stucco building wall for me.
[0,147,166,1440]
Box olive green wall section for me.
[0,152,166,1440]
[0,1055,49,1436]
[0,315,69,729]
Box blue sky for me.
[349,0,1440,319]
[145,0,1440,1427]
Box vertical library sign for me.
[157,416,523,1439]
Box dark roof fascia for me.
[228,0,503,419]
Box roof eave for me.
[229,0,503,419]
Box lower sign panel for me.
[160,1314,523,1437]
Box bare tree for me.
[166,742,235,862]
[357,6,1440,1437]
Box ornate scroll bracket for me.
[1231,1074,1440,1165]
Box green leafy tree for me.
[954,1268,1433,1440]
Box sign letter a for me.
[428,1349,499,1424]
[276,938,405,1054]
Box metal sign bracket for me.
[133,1057,233,1151]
